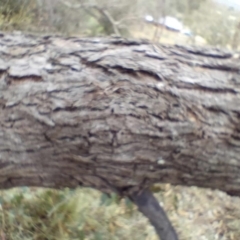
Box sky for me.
[216,0,240,9]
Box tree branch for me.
[129,189,179,240]
[1,32,240,240]
[59,0,121,35]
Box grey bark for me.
[0,32,240,239]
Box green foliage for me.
[184,2,239,47]
[0,0,33,30]
[164,0,208,16]
[0,187,157,240]
[0,0,26,18]
[0,0,239,48]
[1,185,240,240]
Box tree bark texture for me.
[0,32,240,198]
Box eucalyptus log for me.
[0,32,240,239]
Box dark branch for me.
[129,189,179,240]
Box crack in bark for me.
[1,32,240,239]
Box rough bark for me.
[0,32,240,239]
[1,32,240,195]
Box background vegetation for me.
[0,0,240,48]
[1,0,240,239]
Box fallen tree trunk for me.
[0,32,240,239]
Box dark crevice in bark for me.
[175,45,233,59]
[1,32,240,239]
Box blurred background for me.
[1,0,240,240]
[0,0,240,49]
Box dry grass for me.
[157,185,240,240]
[0,185,240,240]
